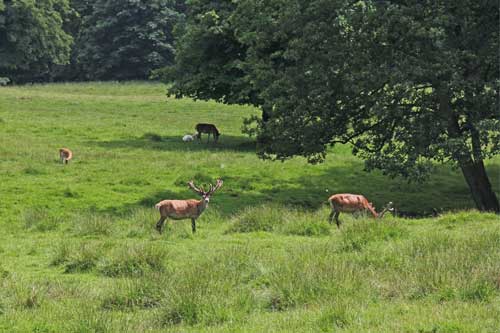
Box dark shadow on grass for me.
[100,163,499,218]
[89,132,256,153]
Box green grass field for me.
[0,82,499,332]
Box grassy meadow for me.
[0,81,499,332]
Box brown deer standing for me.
[328,193,393,228]
[155,179,223,234]
[59,148,73,164]
[195,123,220,143]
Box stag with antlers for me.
[328,193,394,228]
[154,179,223,234]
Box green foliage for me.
[165,0,258,106]
[169,0,500,211]
[0,0,73,82]
[75,0,184,80]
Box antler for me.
[187,180,205,196]
[206,179,223,196]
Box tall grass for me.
[0,82,499,332]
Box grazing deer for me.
[59,148,73,164]
[155,179,223,234]
[195,123,220,143]
[328,193,393,228]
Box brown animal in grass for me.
[59,148,73,164]
[195,123,220,143]
[328,193,393,228]
[155,179,223,234]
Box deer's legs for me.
[156,216,166,234]
[334,212,341,228]
[329,210,335,224]
[191,218,196,233]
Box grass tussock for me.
[227,204,331,236]
[72,213,115,236]
[0,277,48,311]
[340,218,407,252]
[101,277,162,310]
[98,243,167,277]
[23,208,60,232]
[50,242,104,273]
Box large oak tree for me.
[168,0,499,212]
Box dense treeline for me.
[0,0,184,83]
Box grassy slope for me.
[0,82,499,332]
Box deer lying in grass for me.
[328,193,393,228]
[195,123,220,143]
[155,179,223,234]
[59,148,73,164]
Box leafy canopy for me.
[167,0,499,210]
[0,0,73,82]
[76,0,184,80]
[168,0,500,175]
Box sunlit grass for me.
[0,82,499,332]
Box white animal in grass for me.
[182,134,196,142]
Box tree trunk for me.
[439,88,500,212]
[459,160,500,212]
[262,105,271,122]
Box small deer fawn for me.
[59,148,73,164]
[155,179,223,234]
